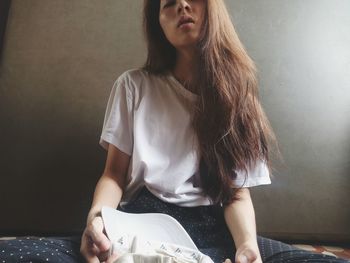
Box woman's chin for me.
[172,37,200,51]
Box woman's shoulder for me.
[110,69,148,98]
[116,68,153,84]
[112,68,166,101]
[117,68,168,86]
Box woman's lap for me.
[1,188,348,262]
[117,187,348,263]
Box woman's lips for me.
[178,21,194,29]
[177,15,195,28]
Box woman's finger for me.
[97,249,111,262]
[89,242,100,255]
[87,217,111,253]
[81,239,100,263]
[85,252,100,263]
[106,252,120,263]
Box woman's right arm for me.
[80,143,131,263]
[88,143,131,222]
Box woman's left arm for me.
[223,188,262,263]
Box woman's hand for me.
[223,240,262,263]
[80,215,116,262]
[234,240,262,263]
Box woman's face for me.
[159,0,206,50]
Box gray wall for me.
[227,0,350,241]
[0,0,145,235]
[0,0,349,241]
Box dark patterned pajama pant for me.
[0,187,349,263]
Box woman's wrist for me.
[235,233,257,247]
[238,238,259,249]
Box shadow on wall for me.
[0,107,106,235]
[0,0,11,60]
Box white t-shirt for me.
[99,69,271,207]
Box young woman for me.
[79,1,349,263]
[0,1,347,263]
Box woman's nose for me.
[177,0,192,14]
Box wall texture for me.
[0,0,146,235]
[226,0,350,241]
[0,0,349,241]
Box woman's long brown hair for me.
[142,0,280,205]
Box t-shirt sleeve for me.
[232,159,271,188]
[99,74,134,155]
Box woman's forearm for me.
[87,173,124,224]
[223,188,258,248]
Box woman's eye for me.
[164,0,176,8]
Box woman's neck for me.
[172,48,199,93]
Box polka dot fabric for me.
[0,236,84,263]
[0,187,349,262]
